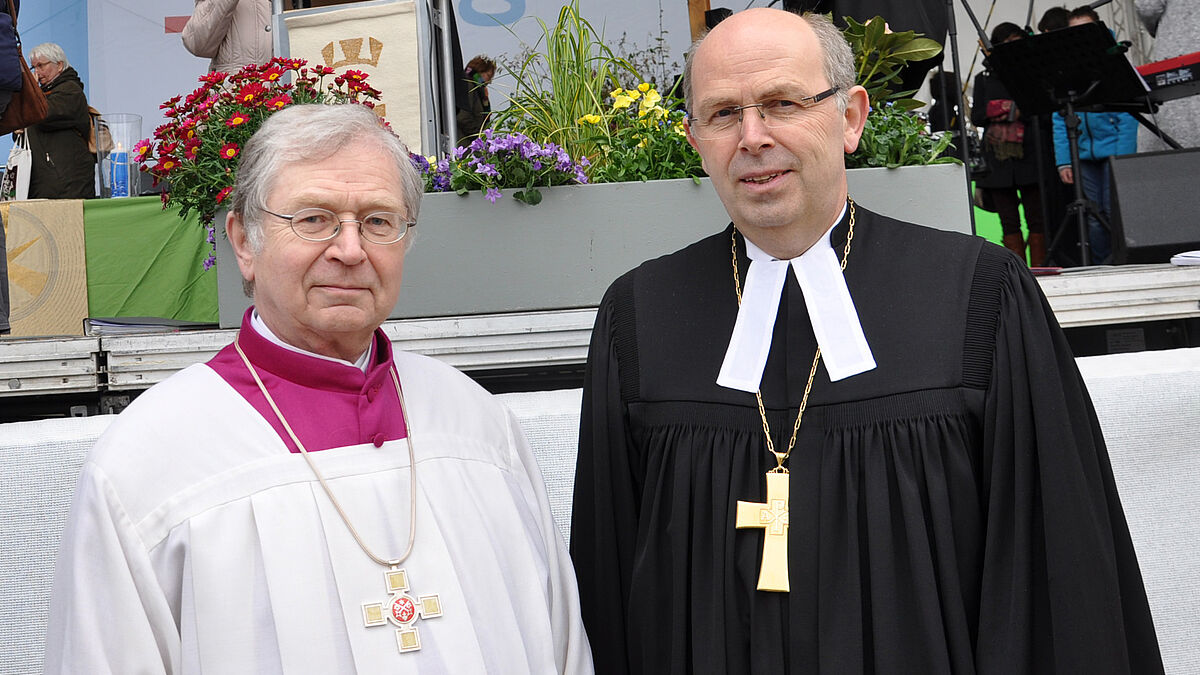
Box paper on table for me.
[1170,251,1200,266]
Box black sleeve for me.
[970,74,992,128]
[37,84,88,132]
[974,249,1164,672]
[571,273,641,675]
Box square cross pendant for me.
[362,568,443,653]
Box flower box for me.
[215,166,971,328]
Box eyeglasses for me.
[263,208,415,245]
[687,86,841,140]
[30,61,56,71]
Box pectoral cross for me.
[362,568,443,653]
[736,470,790,592]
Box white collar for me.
[716,204,875,392]
[250,310,373,373]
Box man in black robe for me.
[570,9,1162,674]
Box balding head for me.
[683,10,855,116]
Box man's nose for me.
[325,222,368,263]
[738,106,775,150]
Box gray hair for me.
[682,11,854,115]
[230,103,423,254]
[30,43,69,68]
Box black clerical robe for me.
[571,207,1163,674]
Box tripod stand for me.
[1047,87,1109,266]
[982,21,1149,266]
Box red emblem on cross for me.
[362,568,443,653]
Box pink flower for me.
[226,112,250,127]
[220,143,239,160]
[132,139,152,161]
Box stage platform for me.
[2,264,1199,410]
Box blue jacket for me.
[1052,110,1138,166]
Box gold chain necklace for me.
[233,338,443,653]
[731,197,855,592]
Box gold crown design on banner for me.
[321,37,384,69]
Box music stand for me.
[985,22,1149,265]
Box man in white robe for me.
[45,104,593,673]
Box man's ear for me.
[226,211,256,286]
[841,85,870,154]
[684,119,709,175]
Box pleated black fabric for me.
[571,207,1163,675]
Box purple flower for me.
[203,253,216,271]
[408,152,430,172]
[485,187,502,203]
[476,162,499,178]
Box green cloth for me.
[84,197,218,322]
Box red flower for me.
[236,82,267,105]
[215,187,233,204]
[343,69,368,83]
[264,94,292,111]
[226,112,250,127]
[261,66,285,82]
[160,140,179,154]
[184,140,201,160]
[220,142,240,159]
[132,139,152,161]
[315,65,335,76]
[200,71,227,85]
[154,156,179,173]
[160,95,181,109]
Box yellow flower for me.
[612,93,634,110]
[637,135,648,148]
[642,89,662,108]
[672,121,687,136]
[628,89,641,101]
[637,82,651,93]
[610,87,625,98]
[578,113,602,124]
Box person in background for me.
[0,0,15,335]
[26,43,94,200]
[972,22,1047,266]
[182,0,272,73]
[1052,6,1138,264]
[1038,5,1071,32]
[1135,0,1200,150]
[456,55,495,147]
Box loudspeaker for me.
[1110,148,1200,264]
[705,8,732,29]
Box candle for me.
[109,145,129,198]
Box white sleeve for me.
[43,463,181,674]
[504,409,594,675]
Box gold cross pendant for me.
[736,470,790,592]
